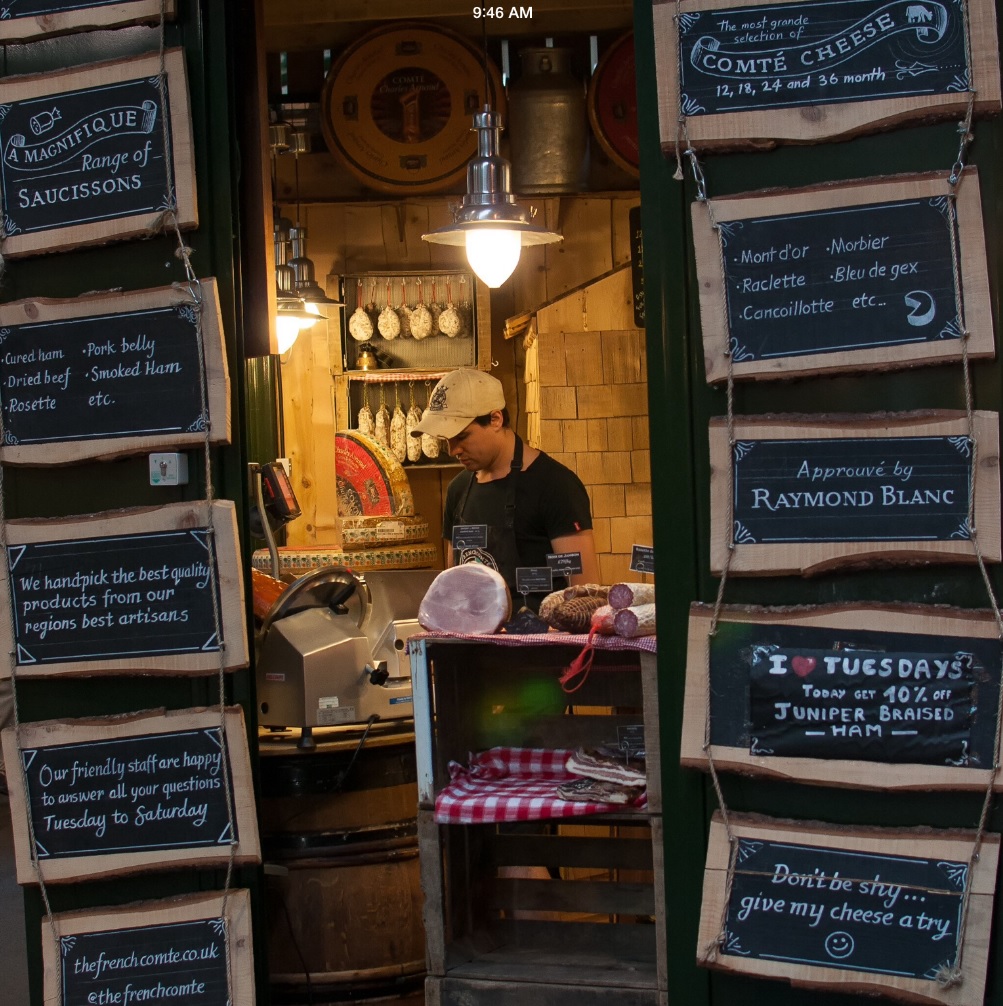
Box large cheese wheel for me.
[252,543,438,575]
[335,430,415,517]
[336,514,429,551]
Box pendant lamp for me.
[422,106,561,288]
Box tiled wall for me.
[526,268,652,584]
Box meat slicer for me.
[256,566,438,746]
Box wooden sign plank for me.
[693,169,994,382]
[653,0,1001,151]
[0,49,196,258]
[0,281,230,465]
[699,813,999,1005]
[0,1,174,44]
[0,500,248,677]
[2,706,260,884]
[709,411,1001,575]
[42,889,253,1006]
[684,602,1003,790]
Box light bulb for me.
[465,228,522,288]
[276,314,311,354]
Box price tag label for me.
[452,524,488,549]
[629,544,655,575]
[516,566,554,595]
[615,724,646,758]
[546,551,583,576]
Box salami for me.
[608,582,655,610]
[418,564,511,635]
[550,595,608,633]
[612,603,656,638]
[590,604,617,635]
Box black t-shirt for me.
[442,451,593,596]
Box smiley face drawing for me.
[824,931,855,960]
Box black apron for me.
[455,434,524,597]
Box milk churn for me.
[508,47,588,194]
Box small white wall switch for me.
[149,452,189,486]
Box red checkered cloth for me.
[434,746,646,824]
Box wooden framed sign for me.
[694,169,994,382]
[699,814,999,1004]
[0,49,196,258]
[709,411,1000,575]
[0,500,248,677]
[3,706,260,884]
[653,0,1001,150]
[0,281,229,465]
[684,602,1003,790]
[0,1,174,44]
[42,890,254,1006]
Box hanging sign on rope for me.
[0,1,174,44]
[699,813,999,1004]
[42,890,254,1006]
[653,0,1001,150]
[0,49,196,258]
[0,281,229,465]
[2,706,259,884]
[0,500,248,677]
[709,410,1000,575]
[684,602,1003,789]
[693,169,994,382]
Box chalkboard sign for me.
[0,500,248,677]
[42,890,254,1006]
[629,203,645,327]
[0,49,196,258]
[709,411,1000,574]
[694,171,994,382]
[2,707,260,883]
[0,1,173,43]
[653,0,1001,149]
[683,602,1003,790]
[699,815,999,1005]
[0,282,230,465]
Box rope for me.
[937,71,1001,984]
[157,1,238,987]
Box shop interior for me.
[250,2,657,1003]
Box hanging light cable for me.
[286,129,341,316]
[421,27,561,287]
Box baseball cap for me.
[410,368,506,440]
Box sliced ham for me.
[613,603,656,638]
[418,564,511,635]
[566,747,646,787]
[608,582,656,610]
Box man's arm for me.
[551,529,600,586]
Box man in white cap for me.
[412,368,599,608]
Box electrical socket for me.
[149,452,189,486]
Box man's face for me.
[445,414,502,471]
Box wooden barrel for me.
[259,729,425,1004]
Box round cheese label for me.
[321,22,504,194]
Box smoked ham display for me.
[418,564,511,635]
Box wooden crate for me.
[411,639,661,814]
[410,637,665,997]
[420,811,665,990]
[427,974,669,1006]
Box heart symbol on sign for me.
[792,656,816,678]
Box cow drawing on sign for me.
[906,5,934,23]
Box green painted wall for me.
[0,5,268,1003]
[634,1,1003,1002]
